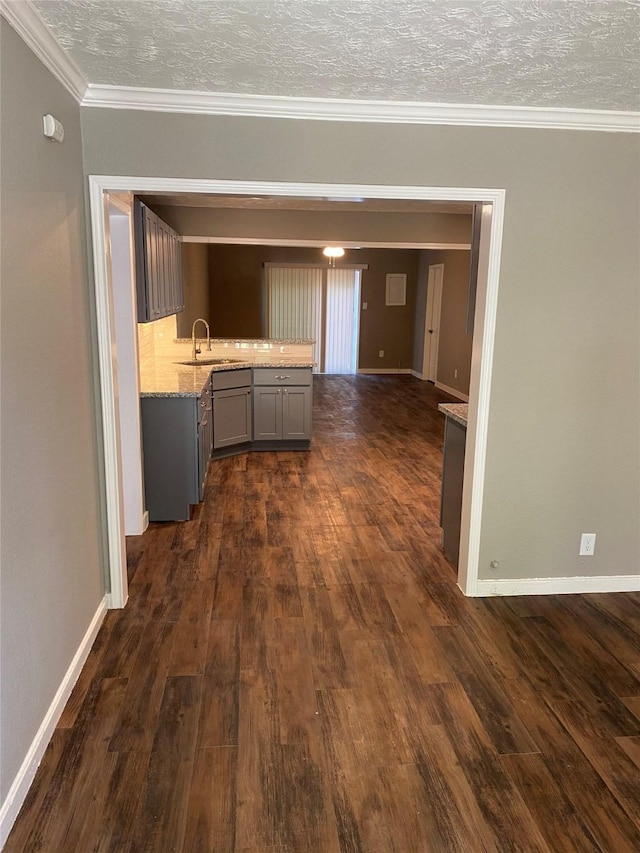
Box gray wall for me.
[1,21,105,800]
[81,109,640,582]
[176,242,210,338]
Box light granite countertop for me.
[140,358,315,397]
[175,337,315,345]
[438,402,469,428]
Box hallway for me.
[6,376,640,852]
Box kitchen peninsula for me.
[139,336,315,520]
[438,402,468,567]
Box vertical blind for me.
[325,268,360,375]
[266,267,323,369]
[266,266,360,374]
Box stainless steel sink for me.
[175,358,244,366]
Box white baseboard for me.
[0,595,109,848]
[434,381,469,402]
[411,370,427,380]
[142,510,149,533]
[357,368,413,375]
[469,575,640,597]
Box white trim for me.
[472,575,640,597]
[88,178,505,606]
[183,237,471,250]
[411,370,426,380]
[81,85,640,133]
[0,595,108,848]
[142,510,150,533]
[89,184,129,609]
[457,202,503,597]
[357,368,413,375]
[0,0,87,102]
[434,381,469,402]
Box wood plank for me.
[501,676,640,851]
[500,752,601,852]
[108,620,176,753]
[198,619,240,749]
[183,747,236,853]
[168,579,215,675]
[433,623,539,755]
[127,675,202,852]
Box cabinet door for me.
[213,387,252,448]
[174,234,185,312]
[146,210,162,321]
[282,386,312,440]
[440,418,466,566]
[140,396,199,521]
[253,387,283,440]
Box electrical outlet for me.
[379,350,384,358]
[362,302,368,310]
[579,533,596,556]
[454,369,458,378]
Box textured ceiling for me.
[32,0,640,111]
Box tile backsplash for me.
[137,314,178,366]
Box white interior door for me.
[423,263,444,382]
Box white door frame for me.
[88,178,505,604]
[422,263,444,381]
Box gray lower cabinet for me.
[212,369,252,449]
[141,368,312,520]
[140,385,211,522]
[440,417,466,566]
[252,368,312,441]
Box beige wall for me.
[1,20,105,801]
[81,109,640,583]
[155,205,471,245]
[176,242,210,338]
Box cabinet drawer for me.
[253,368,312,386]
[211,368,252,391]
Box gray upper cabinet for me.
[134,199,185,323]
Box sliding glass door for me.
[266,266,361,374]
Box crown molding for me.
[1,0,87,101]
[82,84,640,133]
[2,2,637,133]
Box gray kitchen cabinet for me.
[253,368,312,443]
[212,369,252,449]
[440,416,466,566]
[134,198,185,322]
[140,383,212,521]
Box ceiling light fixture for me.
[322,246,345,267]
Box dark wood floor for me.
[7,375,640,852]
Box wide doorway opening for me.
[88,179,505,607]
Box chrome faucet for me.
[191,318,211,361]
